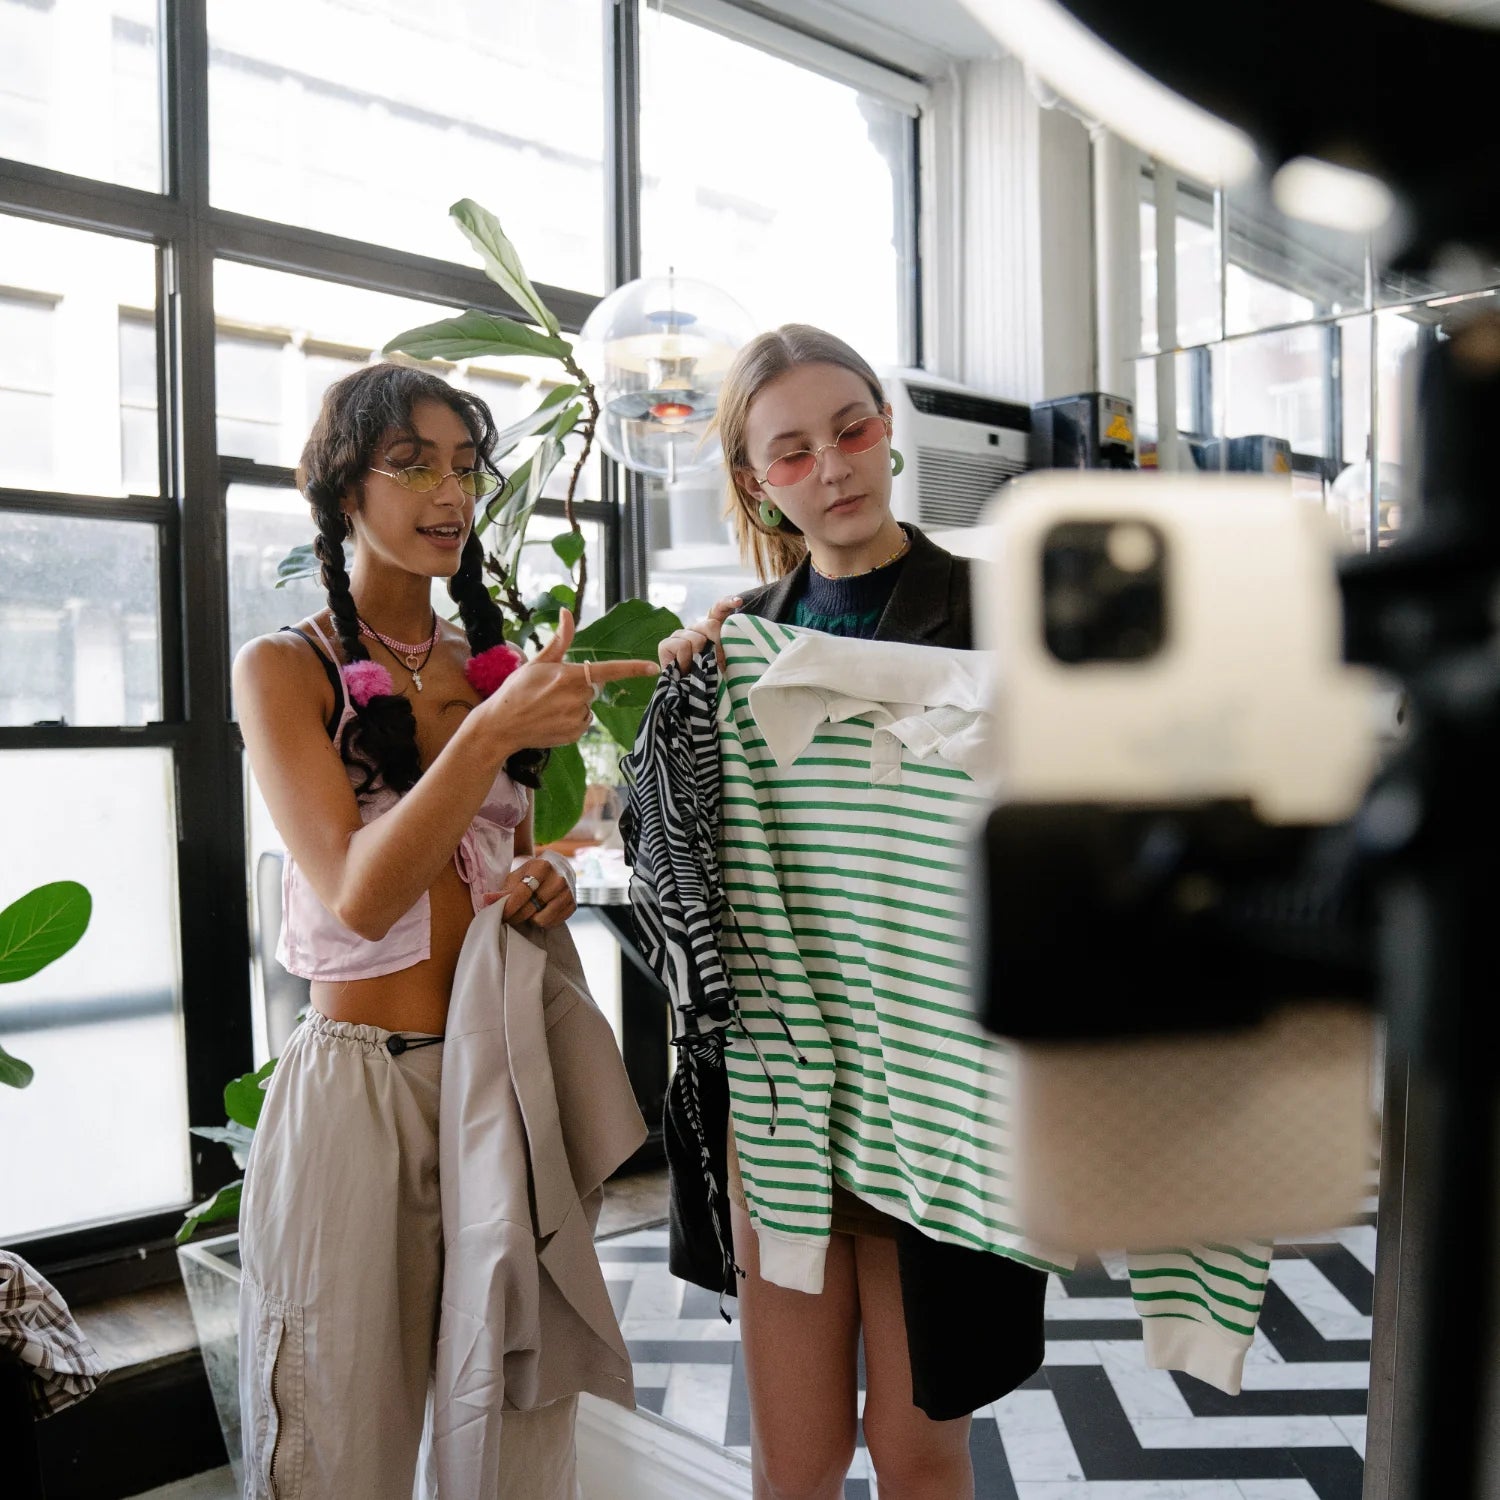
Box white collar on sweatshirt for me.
[745,626,996,783]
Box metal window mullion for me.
[209,210,601,333]
[906,110,923,370]
[0,489,174,523]
[0,157,186,242]
[154,243,185,724]
[606,0,648,604]
[1325,321,1343,472]
[0,725,182,751]
[168,0,256,1189]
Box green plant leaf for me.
[190,1121,257,1171]
[0,1041,34,1090]
[550,583,577,612]
[176,1179,243,1244]
[223,1057,277,1131]
[567,599,682,665]
[546,402,582,442]
[491,383,581,459]
[275,541,320,588]
[384,309,570,364]
[551,528,586,568]
[533,740,587,846]
[496,432,566,566]
[478,451,535,543]
[591,675,661,752]
[527,591,565,631]
[562,601,679,751]
[450,198,561,336]
[0,881,92,985]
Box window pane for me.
[645,468,753,623]
[216,332,287,465]
[1330,315,1375,549]
[0,748,188,1241]
[515,513,605,622]
[640,13,915,369]
[0,513,161,727]
[118,309,160,494]
[214,262,476,470]
[1139,195,1159,356]
[1221,324,1329,458]
[206,0,605,292]
[226,481,335,679]
[1373,307,1425,545]
[0,214,158,496]
[1224,182,1366,337]
[0,0,163,192]
[1174,178,1220,348]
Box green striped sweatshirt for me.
[717,616,1271,1395]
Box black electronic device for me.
[1030,391,1136,469]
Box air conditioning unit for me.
[883,370,1031,530]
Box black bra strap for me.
[280,626,343,740]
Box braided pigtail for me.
[307,487,422,797]
[448,529,548,789]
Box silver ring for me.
[519,874,541,894]
[583,661,602,703]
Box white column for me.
[1092,129,1144,404]
[931,56,1096,405]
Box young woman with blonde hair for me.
[657,326,1045,1500]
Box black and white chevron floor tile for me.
[595,1222,1375,1500]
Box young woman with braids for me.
[231,362,655,1498]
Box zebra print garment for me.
[619,644,737,1037]
[620,645,742,1303]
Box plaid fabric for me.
[0,1251,107,1417]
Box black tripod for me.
[1046,7,1500,1495]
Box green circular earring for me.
[758,498,784,529]
[890,447,906,477]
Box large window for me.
[637,4,923,626]
[640,9,917,371]
[1,1,922,1259]
[0,0,163,192]
[1134,158,1500,547]
[205,0,606,293]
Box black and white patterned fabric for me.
[619,645,735,1038]
[620,645,742,1302]
[0,1251,106,1417]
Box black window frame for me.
[0,0,921,1290]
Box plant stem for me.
[561,354,598,627]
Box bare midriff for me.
[310,859,478,1037]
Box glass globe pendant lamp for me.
[578,271,757,482]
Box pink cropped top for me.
[274,618,529,983]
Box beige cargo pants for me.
[237,1012,579,1499]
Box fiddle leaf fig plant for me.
[0,881,92,1089]
[278,198,679,843]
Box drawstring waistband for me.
[385,1033,444,1055]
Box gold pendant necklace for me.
[809,531,911,582]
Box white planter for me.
[177,1232,243,1494]
[174,1232,750,1500]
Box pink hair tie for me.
[343,659,396,706]
[465,642,525,699]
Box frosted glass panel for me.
[0,748,189,1240]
